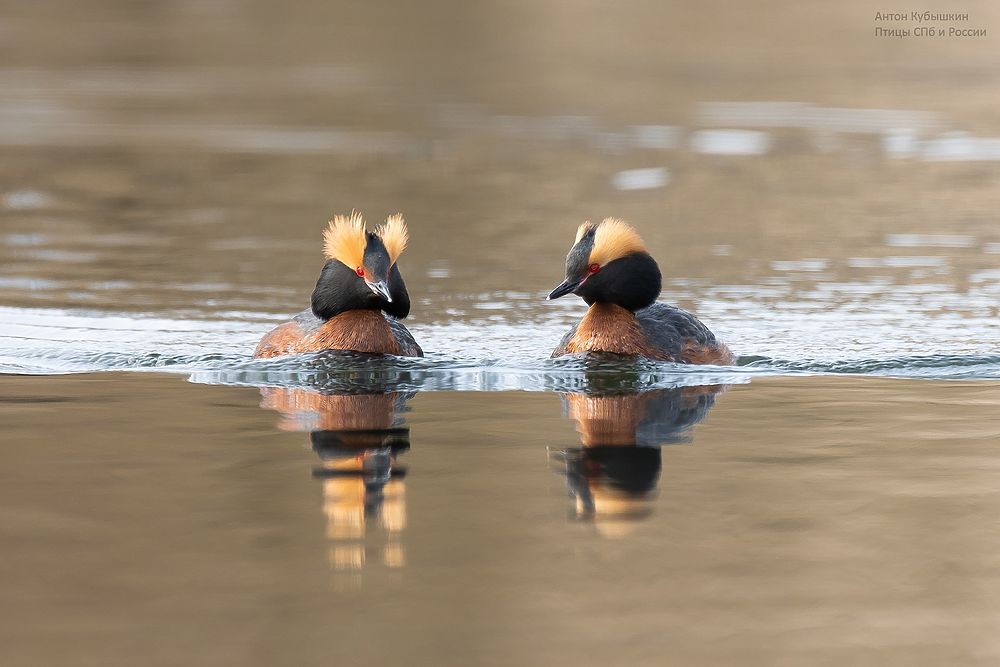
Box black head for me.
[547,218,661,311]
[311,212,412,320]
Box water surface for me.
[4,374,1000,666]
[3,1,1000,665]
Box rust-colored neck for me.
[564,303,665,359]
[254,309,401,358]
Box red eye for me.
[356,267,365,277]
[588,263,600,274]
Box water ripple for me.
[2,302,999,389]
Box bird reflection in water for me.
[552,383,724,537]
[259,387,412,579]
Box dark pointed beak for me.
[365,279,392,302]
[547,278,582,300]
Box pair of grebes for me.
[255,212,733,364]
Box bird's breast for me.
[561,303,668,359]
[254,309,402,358]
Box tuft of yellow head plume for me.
[574,221,595,244]
[323,211,367,270]
[376,213,408,265]
[588,217,647,266]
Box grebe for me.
[546,218,732,364]
[254,212,422,358]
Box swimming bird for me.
[546,218,732,363]
[254,212,422,358]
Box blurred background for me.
[2,0,999,369]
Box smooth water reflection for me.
[552,386,722,534]
[260,387,412,582]
[257,375,728,578]
[7,372,1000,665]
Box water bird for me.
[546,218,733,363]
[254,212,422,358]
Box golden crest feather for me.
[588,217,647,266]
[574,221,595,244]
[323,211,367,270]
[376,213,408,265]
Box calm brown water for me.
[3,0,1000,665]
[4,374,1000,666]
